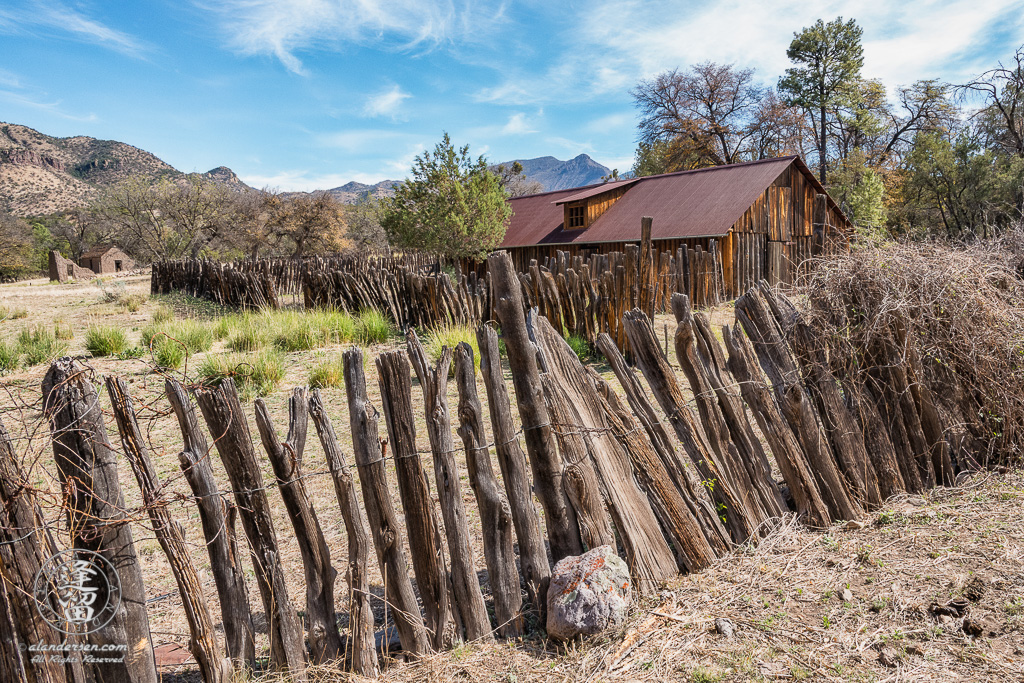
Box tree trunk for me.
[254,388,342,663]
[42,358,157,683]
[342,348,429,658]
[106,377,230,683]
[308,389,379,677]
[165,378,256,672]
[488,250,582,561]
[453,342,524,637]
[194,379,307,679]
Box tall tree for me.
[267,191,348,258]
[382,133,511,261]
[779,16,865,185]
[632,62,766,169]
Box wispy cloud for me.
[0,88,98,122]
[318,129,422,153]
[477,0,1024,106]
[501,112,537,135]
[203,0,510,75]
[363,85,412,119]
[240,169,386,192]
[0,1,146,56]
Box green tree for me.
[779,16,864,185]
[382,133,511,260]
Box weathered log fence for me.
[2,247,1004,681]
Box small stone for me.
[905,495,927,507]
[546,545,631,641]
[846,520,866,530]
[906,644,924,657]
[939,614,953,625]
[842,588,853,602]
[877,646,901,668]
[714,618,735,639]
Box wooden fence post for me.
[106,377,230,683]
[308,389,379,677]
[488,250,582,561]
[453,342,524,638]
[255,388,343,663]
[342,348,429,658]
[476,324,550,611]
[194,379,308,679]
[406,331,493,642]
[0,415,87,683]
[165,378,256,671]
[41,358,157,683]
[376,350,453,650]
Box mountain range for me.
[0,122,613,217]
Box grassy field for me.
[1,274,1021,682]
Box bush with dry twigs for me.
[802,229,1024,467]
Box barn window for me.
[567,205,585,229]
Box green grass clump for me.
[121,293,147,312]
[228,314,268,352]
[85,325,128,357]
[316,309,357,344]
[425,323,479,372]
[144,319,213,354]
[356,309,393,345]
[0,340,18,373]
[154,340,186,369]
[116,346,144,360]
[198,349,285,398]
[273,312,327,352]
[309,355,346,389]
[212,315,235,340]
[565,333,594,362]
[17,326,69,366]
[0,306,28,322]
[152,304,174,324]
[53,321,74,340]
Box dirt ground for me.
[1,275,1020,682]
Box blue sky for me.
[2,0,1022,191]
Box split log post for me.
[621,310,758,544]
[194,379,308,678]
[254,388,343,663]
[453,342,524,638]
[41,359,157,683]
[106,377,230,683]
[0,415,86,683]
[342,348,429,657]
[476,324,550,610]
[534,315,678,591]
[722,325,832,527]
[406,331,493,642]
[594,332,732,554]
[165,378,256,671]
[376,350,453,650]
[488,250,582,561]
[308,389,379,677]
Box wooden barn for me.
[80,245,134,274]
[499,155,851,298]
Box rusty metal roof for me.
[554,178,639,205]
[500,156,837,248]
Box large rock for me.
[546,545,631,640]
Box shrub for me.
[356,309,393,345]
[309,354,346,389]
[198,349,285,398]
[17,326,69,366]
[0,341,18,373]
[121,293,147,313]
[85,325,128,357]
[152,304,174,324]
[116,346,145,360]
[425,323,479,373]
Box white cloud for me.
[202,0,510,75]
[501,112,538,135]
[317,129,420,152]
[0,2,145,56]
[477,0,1024,106]
[0,88,98,122]
[240,170,383,192]
[363,85,412,118]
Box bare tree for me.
[960,45,1024,159]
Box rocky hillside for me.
[0,122,248,216]
[325,180,400,203]
[501,154,612,191]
